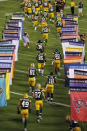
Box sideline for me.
[10,91,70,108]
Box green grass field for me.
[0,0,87,131]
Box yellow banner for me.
[6,72,11,100]
[66,47,83,52]
[64,59,82,63]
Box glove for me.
[17,110,20,114]
[29,109,31,113]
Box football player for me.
[45,72,57,102]
[24,1,28,15]
[43,0,49,12]
[38,0,43,14]
[66,115,81,131]
[52,49,62,76]
[40,15,48,30]
[56,16,62,37]
[17,93,32,131]
[34,0,40,15]
[27,0,32,18]
[42,26,49,44]
[32,83,45,123]
[36,40,44,53]
[36,50,46,76]
[48,4,54,23]
[33,13,38,30]
[26,63,37,93]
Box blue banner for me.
[0,77,7,107]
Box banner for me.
[0,68,11,85]
[62,38,76,42]
[69,79,87,87]
[0,62,12,85]
[0,45,15,50]
[64,63,87,87]
[0,55,14,78]
[0,44,18,61]
[0,40,12,44]
[65,51,82,57]
[62,27,75,32]
[70,91,87,122]
[62,43,84,61]
[6,72,10,100]
[65,47,83,52]
[0,76,7,107]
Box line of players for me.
[17,0,64,131]
[21,0,65,41]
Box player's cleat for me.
[39,115,42,120]
[37,118,40,123]
[24,128,27,131]
[17,110,20,114]
[50,98,53,102]
[29,87,32,93]
[47,97,50,102]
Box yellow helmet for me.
[66,115,70,121]
[36,83,41,89]
[24,93,29,98]
[27,0,30,2]
[30,63,35,68]
[57,13,60,17]
[60,9,63,12]
[73,127,81,131]
[49,3,52,8]
[32,5,35,8]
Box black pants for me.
[71,7,74,15]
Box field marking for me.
[10,91,70,107]
[10,91,32,98]
[0,0,8,1]
[18,52,53,60]
[15,69,65,81]
[46,101,70,107]
[65,6,78,9]
[18,53,63,62]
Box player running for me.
[36,50,46,76]
[52,49,62,76]
[45,72,57,102]
[32,83,45,123]
[36,40,44,53]
[66,115,81,131]
[17,93,32,131]
[26,63,37,93]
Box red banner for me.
[70,91,87,122]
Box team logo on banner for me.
[72,99,87,113]
[70,91,87,122]
[0,88,3,94]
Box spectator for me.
[71,0,75,15]
[22,32,30,48]
[78,0,83,17]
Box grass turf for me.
[0,0,87,131]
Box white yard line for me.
[65,6,78,9]
[18,53,53,60]
[15,69,65,81]
[10,91,70,107]
[0,0,8,1]
[10,91,32,98]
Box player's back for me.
[35,89,42,100]
[21,98,30,109]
